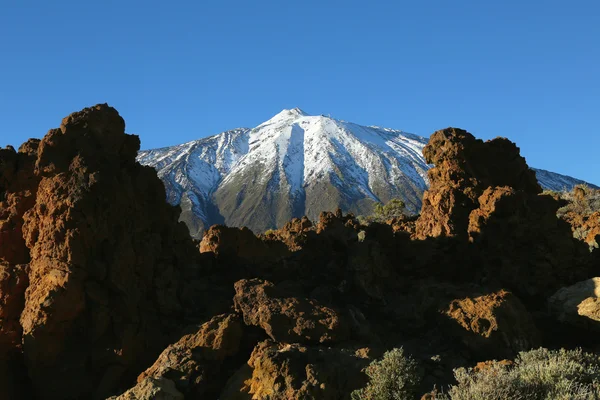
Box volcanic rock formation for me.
[0,105,205,399]
[1,109,598,400]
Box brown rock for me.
[416,128,540,239]
[234,279,350,344]
[564,211,600,249]
[262,216,314,252]
[0,263,28,353]
[316,210,360,238]
[0,104,202,399]
[548,277,600,330]
[134,314,243,398]
[0,140,39,265]
[444,290,540,359]
[220,340,370,400]
[107,377,184,400]
[200,225,269,259]
[467,187,592,297]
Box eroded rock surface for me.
[0,105,203,399]
[234,279,350,344]
[445,290,540,359]
[416,128,540,239]
[120,314,244,398]
[549,278,600,330]
[220,340,371,400]
[107,377,184,400]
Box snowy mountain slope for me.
[137,128,251,234]
[531,168,598,192]
[137,109,598,237]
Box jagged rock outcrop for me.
[416,128,541,239]
[234,279,350,344]
[220,340,371,400]
[413,128,592,300]
[262,216,314,252]
[0,141,40,266]
[0,105,203,399]
[116,314,244,398]
[199,225,272,260]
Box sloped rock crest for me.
[1,111,598,399]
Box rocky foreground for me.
[0,104,598,399]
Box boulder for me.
[548,278,600,330]
[220,340,371,400]
[133,314,243,398]
[234,279,350,344]
[444,289,540,359]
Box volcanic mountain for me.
[137,108,597,237]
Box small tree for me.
[373,199,407,221]
[351,348,420,400]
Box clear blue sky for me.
[1,1,598,184]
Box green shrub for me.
[360,198,408,224]
[442,348,600,400]
[351,347,420,400]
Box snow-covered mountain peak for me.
[289,107,308,115]
[258,108,309,128]
[137,111,598,238]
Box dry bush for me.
[441,348,600,400]
[351,348,420,400]
[556,184,600,217]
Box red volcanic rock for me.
[468,187,592,297]
[416,128,540,239]
[0,141,40,265]
[564,211,600,249]
[200,225,274,261]
[234,279,350,344]
[0,263,28,353]
[128,314,244,398]
[444,289,540,359]
[317,209,360,237]
[220,340,371,400]
[0,104,202,399]
[262,216,314,252]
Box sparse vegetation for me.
[359,198,407,224]
[555,184,600,218]
[351,348,420,400]
[441,348,600,400]
[547,185,600,250]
